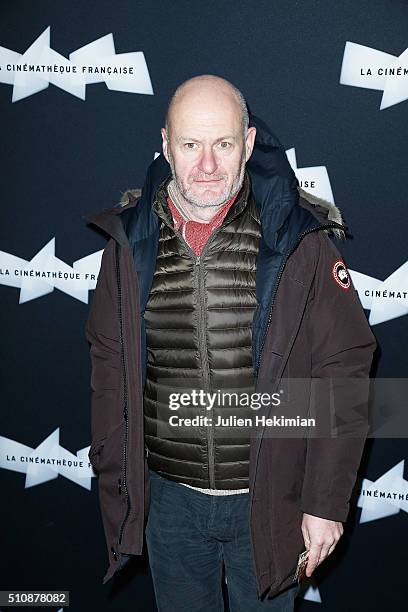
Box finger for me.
[317,544,332,565]
[327,533,341,556]
[305,545,322,577]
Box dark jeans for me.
[145,468,300,612]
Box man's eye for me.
[185,143,197,150]
[219,141,232,149]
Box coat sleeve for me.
[85,237,122,454]
[300,230,377,522]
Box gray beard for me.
[167,151,246,209]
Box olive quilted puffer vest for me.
[144,173,261,489]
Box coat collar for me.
[81,189,140,247]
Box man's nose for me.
[198,147,218,175]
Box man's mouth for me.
[194,178,223,183]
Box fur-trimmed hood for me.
[117,185,346,241]
[297,187,346,240]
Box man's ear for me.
[161,128,170,163]
[245,126,257,162]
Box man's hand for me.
[301,513,344,577]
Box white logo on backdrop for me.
[348,261,408,325]
[0,26,154,102]
[0,238,102,303]
[285,148,335,204]
[357,460,408,523]
[284,150,408,326]
[340,41,408,110]
[0,429,95,490]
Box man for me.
[83,75,376,611]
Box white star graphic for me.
[349,261,408,325]
[0,428,96,490]
[340,41,408,109]
[285,148,335,204]
[0,238,102,303]
[357,460,408,523]
[0,26,154,102]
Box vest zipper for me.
[194,200,252,489]
[192,209,248,489]
[115,241,131,546]
[195,250,214,487]
[157,198,248,489]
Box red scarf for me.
[166,192,238,255]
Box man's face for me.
[161,90,256,208]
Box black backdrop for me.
[1,1,407,610]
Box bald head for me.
[160,74,256,217]
[165,75,249,138]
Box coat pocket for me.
[88,419,125,474]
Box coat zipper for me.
[249,220,344,597]
[115,241,131,546]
